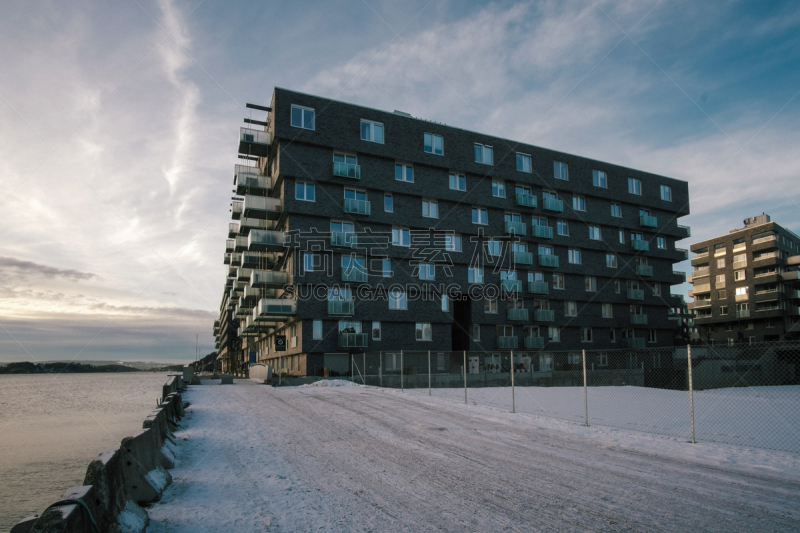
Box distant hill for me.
[189,351,219,373]
[0,361,143,374]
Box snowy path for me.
[147,381,800,532]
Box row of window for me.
[292,103,675,199]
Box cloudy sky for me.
[1,0,798,362]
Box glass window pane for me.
[361,122,370,140]
[474,144,482,162]
[374,124,383,143]
[434,136,443,154]
[291,106,302,127]
[424,133,432,153]
[304,109,314,129]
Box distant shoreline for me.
[0,362,184,374]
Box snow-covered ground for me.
[146,381,800,532]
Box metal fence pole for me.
[400,350,404,392]
[582,349,589,427]
[428,350,431,396]
[279,356,282,386]
[363,353,366,386]
[510,350,515,413]
[351,355,354,383]
[379,351,382,387]
[463,350,467,405]
[688,344,696,444]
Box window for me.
[484,298,497,313]
[539,244,553,256]
[472,324,480,341]
[389,290,407,310]
[361,120,384,143]
[291,104,315,130]
[444,234,462,252]
[619,230,625,244]
[331,220,354,236]
[424,133,443,155]
[516,153,532,173]
[734,270,745,281]
[589,226,601,240]
[372,321,381,340]
[554,161,568,181]
[492,179,505,198]
[657,236,667,250]
[734,253,747,267]
[384,193,393,212]
[719,306,728,316]
[736,286,749,299]
[418,263,435,280]
[568,249,582,264]
[474,143,493,165]
[449,173,466,191]
[718,289,727,299]
[486,239,502,256]
[653,282,661,296]
[469,267,484,284]
[416,323,432,341]
[302,252,318,273]
[602,303,613,318]
[552,273,565,290]
[660,185,672,201]
[342,255,366,278]
[565,301,578,317]
[422,199,439,218]
[344,188,366,205]
[606,254,617,268]
[557,220,569,236]
[333,152,357,175]
[395,163,414,182]
[592,170,607,188]
[614,279,621,293]
[581,327,593,342]
[648,330,657,343]
[628,178,641,195]
[611,203,622,217]
[572,196,586,211]
[548,326,560,342]
[585,276,597,292]
[472,207,488,225]
[392,227,410,247]
[295,181,315,201]
[381,259,392,277]
[441,295,450,312]
[313,320,323,340]
[717,258,726,268]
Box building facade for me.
[215,88,691,376]
[689,214,800,345]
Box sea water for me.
[0,372,173,530]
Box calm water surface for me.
[0,372,172,530]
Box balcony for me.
[339,332,369,348]
[505,220,526,236]
[231,200,243,220]
[328,300,354,315]
[234,235,249,251]
[344,198,371,215]
[524,336,545,349]
[248,230,287,252]
[228,223,240,238]
[735,293,749,302]
[238,127,271,157]
[234,165,271,195]
[678,225,691,238]
[497,336,518,349]
[243,195,282,220]
[516,193,537,208]
[736,309,751,318]
[242,252,275,269]
[788,255,800,266]
[673,271,686,283]
[693,283,711,294]
[508,308,529,321]
[733,260,747,270]
[239,217,274,234]
[535,309,555,322]
[631,240,649,252]
[331,232,357,248]
[787,289,800,300]
[501,279,522,293]
[542,197,564,212]
[225,239,235,253]
[528,281,549,294]
[789,306,800,316]
[223,253,231,265]
[688,300,711,309]
[250,270,289,288]
[513,251,533,265]
[342,268,368,283]
[631,314,648,325]
[533,225,553,239]
[255,298,296,318]
[752,235,777,246]
[333,161,361,179]
[693,267,710,278]
[627,289,645,300]
[622,337,646,349]
[242,285,261,303]
[781,271,799,281]
[636,265,653,277]
[640,215,658,228]
[676,248,689,260]
[237,267,252,282]
[539,254,559,267]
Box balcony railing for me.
[640,215,658,227]
[239,217,274,233]
[676,248,689,260]
[255,298,296,317]
[627,289,645,300]
[505,220,526,236]
[693,267,709,278]
[513,251,533,265]
[632,240,649,252]
[539,254,559,267]
[535,309,555,322]
[735,293,749,302]
[328,300,354,315]
[228,223,240,237]
[733,260,747,269]
[339,332,369,348]
[234,235,249,251]
[497,336,518,349]
[333,161,361,179]
[736,309,750,318]
[789,306,800,316]
[508,308,529,321]
[243,195,282,220]
[225,239,235,253]
[524,336,545,349]
[788,289,800,300]
[752,235,777,245]
[236,267,252,281]
[331,232,357,248]
[533,225,553,239]
[631,314,648,325]
[528,281,549,294]
[673,271,686,283]
[248,230,288,252]
[542,197,564,212]
[501,279,522,293]
[250,270,289,288]
[342,269,368,283]
[516,193,537,208]
[781,271,799,281]
[234,165,271,194]
[622,338,646,349]
[344,198,371,215]
[231,200,243,220]
[636,264,653,277]
[692,283,711,293]
[678,225,691,238]
[238,127,271,157]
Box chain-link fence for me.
[285,341,800,453]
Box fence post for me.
[582,349,588,427]
[463,350,467,405]
[379,351,382,387]
[400,350,404,392]
[510,350,515,413]
[428,350,431,396]
[363,353,366,386]
[351,355,354,384]
[279,356,282,387]
[688,344,696,444]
